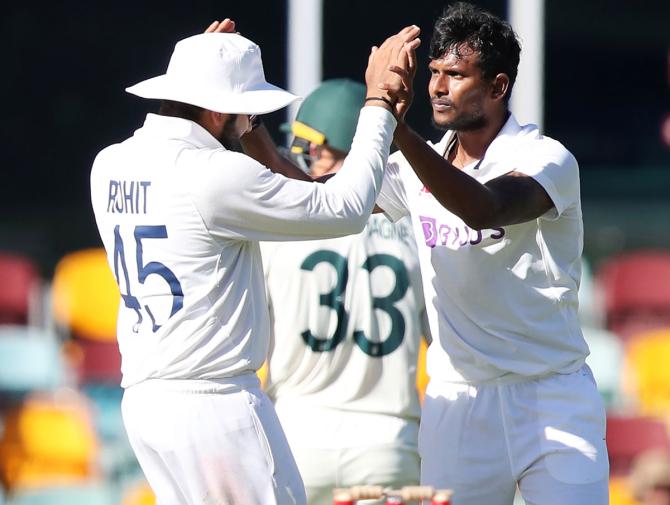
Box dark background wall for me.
[2,0,669,276]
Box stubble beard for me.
[218,114,243,152]
[431,109,488,132]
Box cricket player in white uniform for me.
[261,79,428,505]
[90,22,421,505]
[372,3,609,504]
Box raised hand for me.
[381,39,419,121]
[364,25,421,116]
[204,18,237,34]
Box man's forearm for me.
[393,122,499,229]
[240,125,312,181]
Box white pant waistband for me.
[433,362,588,388]
[126,372,261,394]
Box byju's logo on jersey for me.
[419,215,505,249]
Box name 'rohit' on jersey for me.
[107,179,151,214]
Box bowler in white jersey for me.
[374,3,609,505]
[261,80,428,505]
[90,22,421,505]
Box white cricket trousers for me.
[122,376,307,505]
[419,365,609,505]
[275,403,420,505]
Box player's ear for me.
[198,110,228,138]
[491,73,510,102]
[209,111,228,128]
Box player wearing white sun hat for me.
[90,24,420,505]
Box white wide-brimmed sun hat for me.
[126,33,300,115]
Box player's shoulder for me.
[93,140,123,164]
[185,150,277,223]
[519,125,573,153]
[198,147,258,169]
[91,129,150,172]
[91,141,127,182]
[189,149,267,188]
[508,125,578,170]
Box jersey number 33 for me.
[300,250,408,358]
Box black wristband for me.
[364,96,396,108]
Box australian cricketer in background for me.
[261,79,429,505]
[90,21,420,505]
[374,3,609,504]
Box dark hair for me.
[429,2,521,101]
[158,100,204,123]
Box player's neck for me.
[450,110,509,167]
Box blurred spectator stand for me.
[623,328,670,420]
[50,248,141,498]
[51,248,121,384]
[0,253,41,327]
[595,251,670,341]
[0,390,100,493]
[606,415,670,477]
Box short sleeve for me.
[512,138,580,220]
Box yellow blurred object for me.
[122,480,156,505]
[625,328,670,418]
[609,476,638,505]
[52,248,120,342]
[257,361,268,389]
[0,391,99,491]
[416,337,429,405]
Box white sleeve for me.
[376,150,410,223]
[512,139,580,220]
[190,107,396,241]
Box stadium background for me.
[1,1,669,504]
[2,0,669,273]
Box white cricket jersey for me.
[261,214,425,420]
[377,114,589,384]
[90,107,395,388]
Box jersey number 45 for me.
[112,224,184,333]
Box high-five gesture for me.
[364,25,421,117]
[381,35,418,122]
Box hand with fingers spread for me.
[204,18,237,34]
[364,25,421,117]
